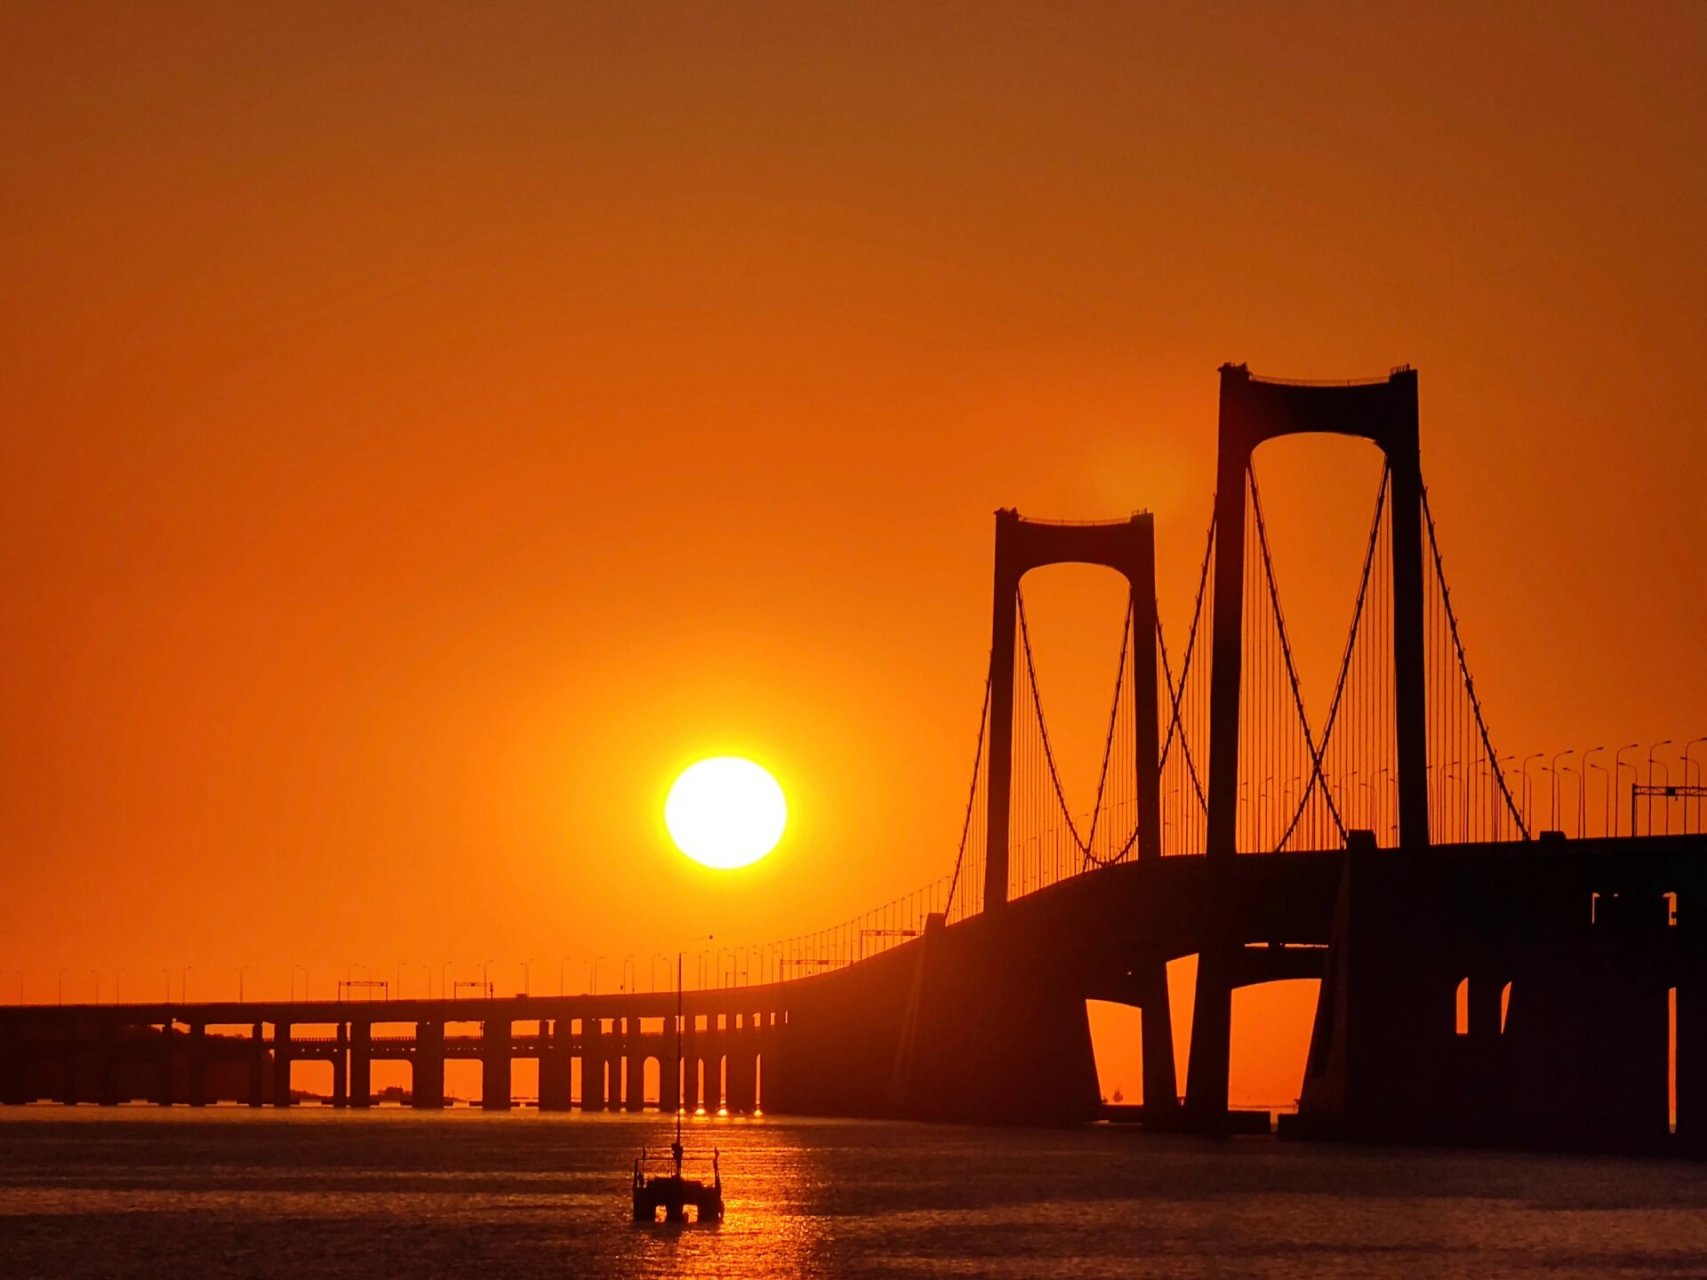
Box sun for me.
[665,757,788,870]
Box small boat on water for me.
[632,1140,723,1224]
[632,955,725,1225]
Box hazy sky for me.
[2,2,1703,1101]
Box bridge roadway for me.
[4,832,1706,1154]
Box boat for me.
[632,955,725,1224]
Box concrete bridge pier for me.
[481,1018,511,1110]
[0,1024,23,1104]
[1182,944,1235,1132]
[728,1019,757,1113]
[55,1022,78,1105]
[582,1019,607,1110]
[624,1022,644,1112]
[349,1022,372,1108]
[97,1021,119,1106]
[248,1021,265,1107]
[1136,963,1180,1122]
[188,1023,207,1107]
[681,1049,699,1114]
[1677,913,1707,1152]
[153,1024,175,1106]
[412,1020,444,1109]
[659,1031,681,1114]
[538,1019,571,1111]
[272,1023,293,1107]
[331,1023,348,1109]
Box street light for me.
[1588,755,1611,839]
[1613,743,1640,835]
[181,966,192,1003]
[522,957,535,996]
[1687,737,1707,835]
[589,956,602,996]
[238,964,251,1003]
[558,956,574,996]
[1580,747,1605,839]
[1520,753,1543,828]
[1549,750,1575,832]
[1647,741,1673,837]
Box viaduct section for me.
[2,365,1702,1158]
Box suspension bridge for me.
[4,364,1704,1156]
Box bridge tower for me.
[982,508,1178,1116]
[1186,363,1429,1129]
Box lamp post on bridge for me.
[1588,754,1611,839]
[181,966,192,1004]
[589,956,602,996]
[238,964,251,1003]
[1647,741,1673,836]
[1613,743,1640,836]
[1519,754,1543,832]
[522,957,535,996]
[1560,763,1580,839]
[1549,750,1575,833]
[1687,737,1707,835]
[1580,747,1605,839]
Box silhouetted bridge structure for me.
[6,365,1705,1156]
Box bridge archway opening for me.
[1085,999,1144,1105]
[643,1056,661,1106]
[695,1059,707,1115]
[1245,434,1391,712]
[288,1059,333,1106]
[1229,978,1320,1113]
[717,1055,729,1116]
[753,1053,762,1115]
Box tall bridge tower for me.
[1187,363,1430,1128]
[981,509,1178,1118]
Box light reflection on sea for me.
[2,1108,1707,1278]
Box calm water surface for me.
[2,1108,1706,1278]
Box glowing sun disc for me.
[665,757,787,869]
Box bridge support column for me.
[1183,947,1234,1132]
[728,1021,757,1114]
[272,1023,293,1108]
[248,1022,265,1107]
[95,1020,119,1106]
[1138,965,1179,1121]
[0,1021,23,1104]
[412,1020,445,1109]
[539,1020,571,1111]
[154,1024,176,1106]
[331,1024,348,1109]
[349,1022,372,1108]
[590,1019,611,1110]
[660,1026,681,1115]
[481,1019,511,1110]
[187,1023,207,1107]
[56,1021,78,1105]
[624,1020,644,1112]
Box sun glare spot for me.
[665,757,787,870]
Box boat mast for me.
[675,951,683,1149]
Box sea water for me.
[2,1107,1705,1278]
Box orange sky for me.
[2,3,1704,1104]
